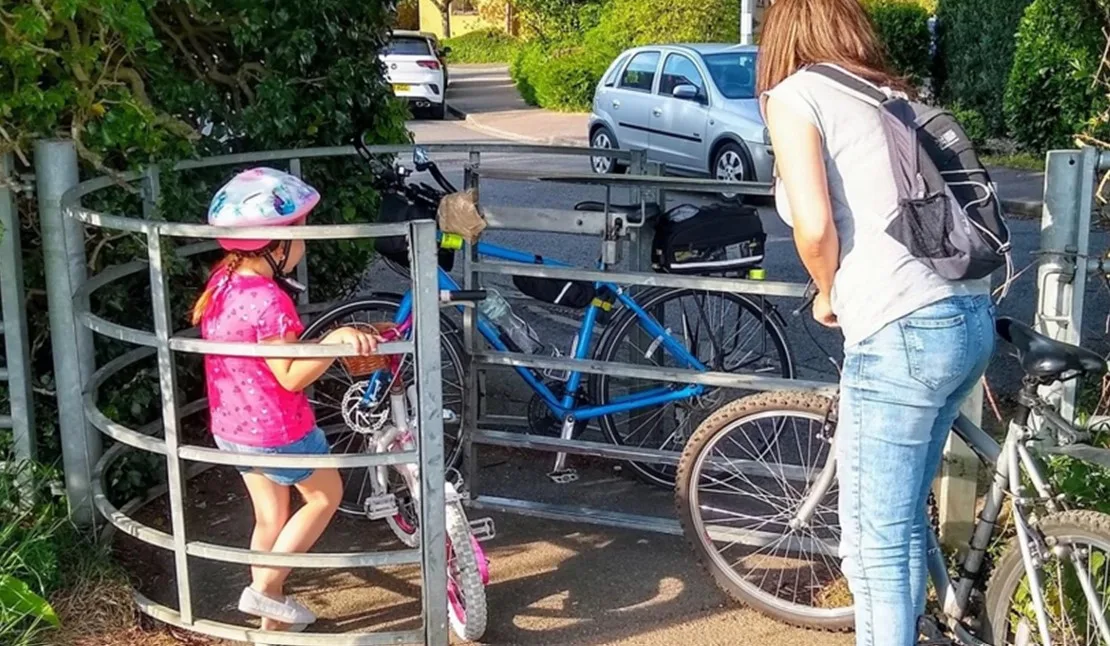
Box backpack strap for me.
[806,63,890,107]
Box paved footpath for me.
[447,64,1046,217]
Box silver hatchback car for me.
[588,44,773,187]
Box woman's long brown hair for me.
[756,0,909,96]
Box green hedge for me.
[443,28,521,64]
[864,0,933,84]
[935,0,1033,135]
[1004,0,1108,150]
[512,0,931,112]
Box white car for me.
[382,31,448,120]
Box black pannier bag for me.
[652,202,766,274]
[512,256,596,309]
[374,192,455,271]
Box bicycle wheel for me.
[675,391,853,631]
[446,502,488,641]
[302,295,467,516]
[985,510,1110,646]
[591,288,794,487]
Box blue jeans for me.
[837,295,994,646]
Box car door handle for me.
[611,100,621,109]
[652,107,663,117]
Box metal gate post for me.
[740,0,754,45]
[936,388,981,549]
[36,139,99,524]
[288,158,311,306]
[411,219,449,646]
[462,151,482,495]
[1,152,36,461]
[1035,148,1099,422]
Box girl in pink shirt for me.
[193,168,378,633]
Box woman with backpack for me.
[757,1,996,644]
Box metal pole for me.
[412,219,448,646]
[146,229,194,623]
[462,151,482,497]
[288,158,311,306]
[1035,148,1097,422]
[740,0,754,45]
[0,153,36,462]
[35,139,99,525]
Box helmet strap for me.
[263,240,306,296]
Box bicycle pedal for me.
[547,469,579,484]
[364,493,399,520]
[468,517,496,542]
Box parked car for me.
[382,30,450,119]
[588,44,773,192]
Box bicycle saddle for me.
[996,317,1107,381]
[573,201,661,219]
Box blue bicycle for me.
[305,145,796,510]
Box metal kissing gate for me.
[52,141,452,645]
[4,136,1107,644]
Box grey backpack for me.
[808,64,1013,285]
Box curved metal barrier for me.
[62,144,468,645]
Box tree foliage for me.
[0,0,408,499]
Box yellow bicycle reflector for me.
[749,268,767,280]
[441,233,464,250]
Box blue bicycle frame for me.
[365,235,709,422]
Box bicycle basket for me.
[339,322,399,378]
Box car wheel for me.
[590,126,622,175]
[713,142,751,202]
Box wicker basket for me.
[339,322,398,377]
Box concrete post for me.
[740,0,754,45]
[35,139,99,525]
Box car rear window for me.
[702,52,758,100]
[384,37,432,56]
[619,52,660,92]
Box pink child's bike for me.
[304,292,493,642]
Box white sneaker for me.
[238,586,317,625]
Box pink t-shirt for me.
[200,269,315,448]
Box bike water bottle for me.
[478,288,541,354]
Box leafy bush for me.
[949,103,990,146]
[1003,0,1108,150]
[444,28,521,63]
[512,0,740,112]
[0,1,408,499]
[512,41,608,111]
[863,0,933,84]
[513,0,605,40]
[935,0,1033,135]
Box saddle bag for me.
[374,192,455,271]
[652,203,766,275]
[512,256,596,309]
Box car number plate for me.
[392,83,411,92]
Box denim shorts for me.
[214,427,329,486]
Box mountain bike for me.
[303,291,493,641]
[675,313,1110,645]
[315,138,796,491]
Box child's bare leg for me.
[250,468,342,595]
[242,472,291,588]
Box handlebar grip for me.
[440,290,487,303]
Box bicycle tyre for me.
[446,502,488,641]
[591,288,795,488]
[302,295,468,516]
[675,391,854,632]
[984,510,1110,646]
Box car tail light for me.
[417,60,441,70]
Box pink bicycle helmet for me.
[208,167,321,252]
